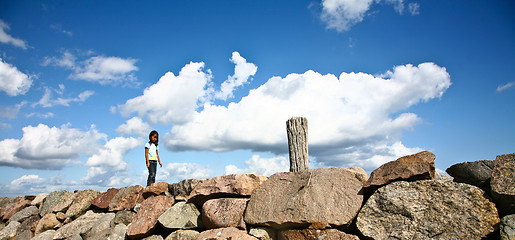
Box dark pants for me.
[147,160,157,186]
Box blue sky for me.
[0,0,513,197]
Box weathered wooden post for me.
[286,117,309,172]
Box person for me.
[145,130,162,186]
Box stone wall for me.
[0,152,513,240]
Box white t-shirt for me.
[145,142,159,161]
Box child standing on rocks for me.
[145,130,162,186]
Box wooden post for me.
[286,117,309,172]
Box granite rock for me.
[202,198,248,229]
[109,185,144,212]
[126,196,174,239]
[278,228,360,240]
[196,227,259,240]
[91,188,119,210]
[491,153,515,216]
[158,201,203,230]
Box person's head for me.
[149,130,159,146]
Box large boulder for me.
[188,174,267,206]
[202,198,248,229]
[143,182,170,199]
[277,229,359,240]
[34,213,60,235]
[446,160,494,189]
[0,221,20,240]
[126,195,174,239]
[31,229,56,240]
[357,180,500,239]
[363,151,435,193]
[169,178,206,197]
[245,168,364,229]
[31,193,48,207]
[109,185,144,212]
[500,214,515,240]
[65,189,100,219]
[38,191,70,216]
[196,227,259,240]
[8,205,38,224]
[491,153,515,216]
[50,191,74,213]
[1,195,35,221]
[91,188,119,210]
[158,201,203,230]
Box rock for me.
[164,229,199,240]
[126,196,174,239]
[113,210,135,226]
[357,180,500,240]
[188,174,267,206]
[0,221,21,240]
[8,205,38,223]
[169,178,206,197]
[491,153,515,216]
[202,198,248,229]
[39,191,70,216]
[245,168,363,229]
[31,193,48,207]
[277,229,360,240]
[446,160,494,189]
[53,210,105,239]
[249,227,276,240]
[12,229,32,240]
[158,201,203,230]
[500,214,515,240]
[108,223,128,240]
[196,227,259,240]
[143,182,170,199]
[1,195,35,221]
[19,214,40,235]
[35,213,60,235]
[343,166,369,184]
[141,235,164,240]
[363,151,435,193]
[91,188,119,210]
[81,212,115,239]
[50,191,74,213]
[65,189,100,219]
[31,230,56,240]
[109,185,144,212]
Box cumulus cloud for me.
[0,174,84,197]
[215,52,258,100]
[157,162,213,183]
[43,50,139,86]
[82,137,142,187]
[0,123,106,169]
[319,0,420,31]
[32,86,94,108]
[0,20,28,49]
[118,61,213,125]
[159,61,450,171]
[497,81,515,92]
[225,155,289,176]
[117,117,152,138]
[0,59,33,96]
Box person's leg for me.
[147,161,157,186]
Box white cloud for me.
[0,101,27,119]
[0,20,28,49]
[319,0,420,31]
[118,61,213,124]
[43,50,139,86]
[117,117,152,138]
[215,52,258,100]
[0,59,33,96]
[0,174,85,197]
[225,155,289,176]
[32,86,94,108]
[159,61,450,171]
[157,162,213,183]
[82,137,142,187]
[0,123,106,169]
[497,81,515,92]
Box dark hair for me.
[149,130,159,146]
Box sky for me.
[0,0,513,197]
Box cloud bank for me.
[119,52,451,171]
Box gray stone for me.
[8,205,38,224]
[50,191,74,213]
[501,214,515,240]
[0,221,21,240]
[446,160,494,189]
[31,193,48,207]
[245,168,363,229]
[113,210,135,226]
[357,180,500,240]
[107,224,127,240]
[164,230,199,240]
[82,212,115,239]
[158,202,203,230]
[278,229,360,240]
[30,230,56,240]
[169,179,206,197]
[65,189,101,219]
[249,227,276,240]
[53,210,105,239]
[39,191,70,216]
[141,235,164,240]
[491,153,515,216]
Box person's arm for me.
[156,150,162,167]
[145,147,150,167]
